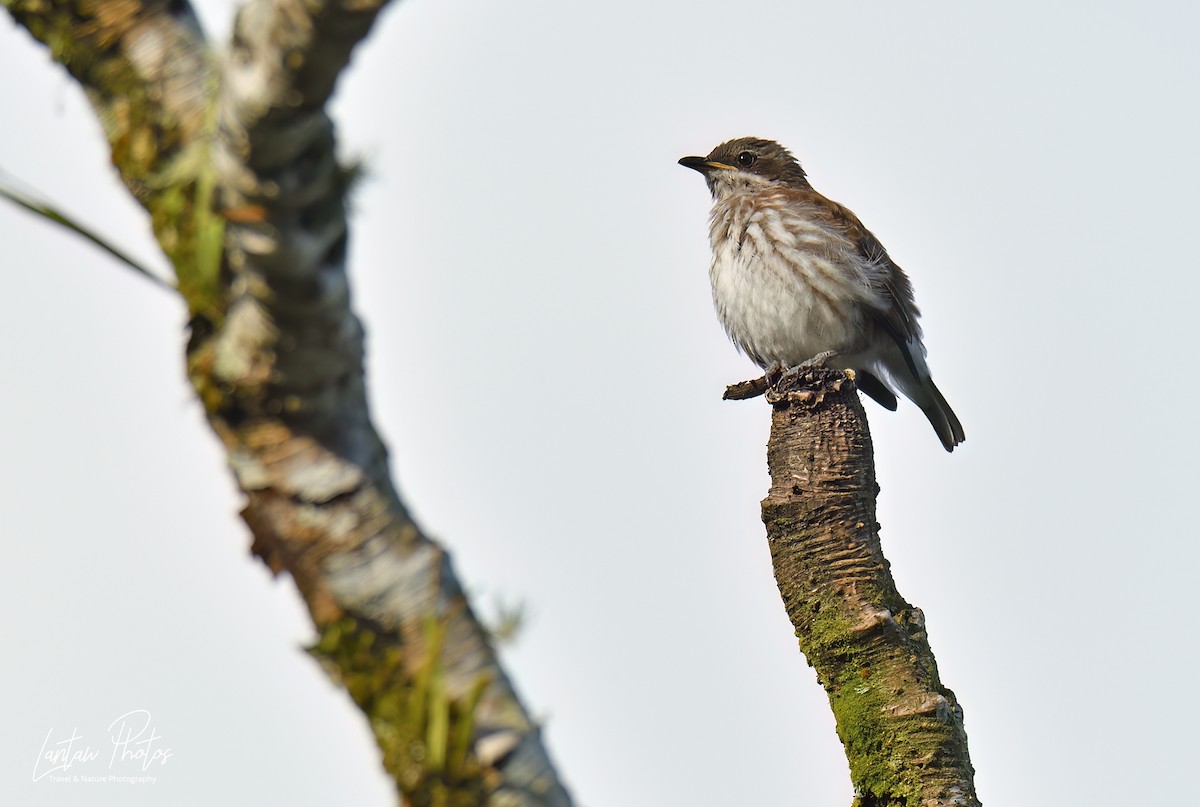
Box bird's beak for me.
[678,156,736,173]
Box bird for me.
[679,137,964,451]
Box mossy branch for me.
[310,615,496,805]
[753,368,979,807]
[4,1,574,803]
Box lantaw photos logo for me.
[33,709,173,784]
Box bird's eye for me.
[737,151,757,168]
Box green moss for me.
[7,1,226,322]
[309,616,493,806]
[802,606,926,806]
[831,665,907,805]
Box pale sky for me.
[2,1,1198,805]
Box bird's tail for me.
[869,340,965,452]
[915,377,965,452]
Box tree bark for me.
[3,1,573,804]
[755,368,979,807]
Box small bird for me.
[679,137,964,451]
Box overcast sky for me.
[3,1,1198,805]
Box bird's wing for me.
[826,200,927,377]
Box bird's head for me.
[679,137,810,197]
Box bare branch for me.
[723,374,772,401]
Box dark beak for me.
[679,155,735,173]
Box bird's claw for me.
[771,352,840,389]
[796,350,838,370]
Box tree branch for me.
[5,1,574,802]
[757,368,979,807]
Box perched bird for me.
[679,137,964,451]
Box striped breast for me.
[707,188,882,368]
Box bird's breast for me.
[707,193,874,368]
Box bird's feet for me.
[723,355,845,401]
[797,350,838,370]
[765,362,787,386]
[774,352,840,388]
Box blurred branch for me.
[4,0,574,803]
[755,368,979,806]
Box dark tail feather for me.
[856,371,899,411]
[920,379,965,452]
